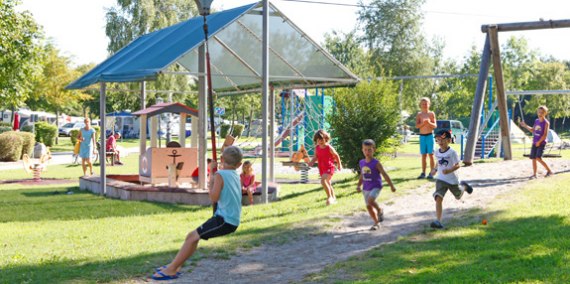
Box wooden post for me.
[150,116,158,148]
[179,113,187,147]
[463,34,491,165]
[488,26,512,160]
[139,114,147,156]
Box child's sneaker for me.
[370,223,380,231]
[460,181,473,194]
[417,173,426,179]
[430,220,444,229]
[427,174,434,180]
[545,171,553,177]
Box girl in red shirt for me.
[309,129,343,205]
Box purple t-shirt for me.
[532,118,547,146]
[359,158,383,191]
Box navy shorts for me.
[197,215,238,240]
[529,144,545,159]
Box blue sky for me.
[19,0,570,67]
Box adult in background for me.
[106,132,123,165]
[77,118,96,176]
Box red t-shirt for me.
[191,167,210,177]
[106,135,116,151]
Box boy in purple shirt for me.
[519,105,553,179]
[357,139,396,231]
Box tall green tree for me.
[328,81,399,172]
[103,0,198,111]
[0,0,43,114]
[323,30,373,78]
[358,0,441,113]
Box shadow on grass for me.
[0,186,204,223]
[1,222,324,283]
[312,214,570,283]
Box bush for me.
[70,129,80,145]
[0,132,24,161]
[231,124,245,137]
[93,125,100,140]
[34,122,58,147]
[0,121,12,127]
[220,124,231,139]
[328,80,400,172]
[17,131,35,159]
[20,125,34,133]
[0,126,12,134]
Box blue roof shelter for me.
[66,1,359,202]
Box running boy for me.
[415,97,437,179]
[519,105,553,179]
[151,146,243,280]
[308,129,343,205]
[357,139,396,230]
[429,130,473,229]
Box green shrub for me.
[0,121,12,127]
[231,124,245,137]
[20,125,34,133]
[17,131,35,159]
[34,122,58,147]
[0,126,12,134]
[220,124,231,139]
[328,80,400,172]
[93,126,100,140]
[0,132,24,161]
[70,129,80,145]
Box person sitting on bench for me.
[106,133,123,165]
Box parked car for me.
[59,122,85,136]
[435,120,465,143]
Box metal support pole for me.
[261,0,269,203]
[99,82,107,195]
[463,34,491,165]
[269,85,275,182]
[488,26,512,160]
[198,44,208,189]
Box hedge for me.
[0,132,24,162]
[70,129,81,145]
[220,124,231,139]
[34,122,58,147]
[21,125,34,133]
[0,126,12,134]
[18,131,35,159]
[231,124,245,137]
[0,121,12,127]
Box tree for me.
[323,30,373,78]
[358,0,442,112]
[328,80,400,172]
[0,0,43,114]
[103,0,198,111]
[30,44,91,143]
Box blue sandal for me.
[152,270,180,281]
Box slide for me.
[274,111,304,147]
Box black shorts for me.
[197,215,238,240]
[529,144,546,159]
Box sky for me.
[18,0,570,68]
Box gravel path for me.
[145,159,570,283]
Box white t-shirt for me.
[435,147,460,185]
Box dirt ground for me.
[145,158,570,283]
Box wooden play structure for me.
[133,103,199,187]
[463,19,570,165]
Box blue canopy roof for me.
[67,2,358,92]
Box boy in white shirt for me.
[429,130,473,229]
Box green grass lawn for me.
[50,137,141,153]
[307,173,570,283]
[1,136,568,282]
[0,139,433,283]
